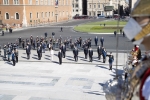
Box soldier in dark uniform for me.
[30,35,33,45]
[84,46,88,59]
[100,37,104,47]
[14,49,19,63]
[37,46,41,60]
[22,39,25,49]
[97,45,102,60]
[26,45,30,59]
[58,49,62,65]
[3,45,7,58]
[33,40,36,50]
[89,47,93,62]
[95,36,98,46]
[73,47,78,62]
[61,44,66,58]
[18,37,22,47]
[0,45,1,56]
[79,37,82,47]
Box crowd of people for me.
[0,34,114,70]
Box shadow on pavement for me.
[83,91,104,95]
[66,56,73,58]
[21,56,27,59]
[45,55,50,57]
[6,61,13,65]
[96,65,108,70]
[80,58,88,62]
[44,57,50,60]
[33,54,38,56]
[66,58,74,61]
[32,57,38,60]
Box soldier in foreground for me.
[122,0,150,99]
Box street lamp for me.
[115,0,120,78]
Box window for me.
[29,0,32,4]
[36,0,39,5]
[5,13,9,19]
[49,12,50,17]
[51,0,53,5]
[90,5,91,8]
[94,4,96,8]
[15,13,19,19]
[37,12,38,18]
[73,9,74,12]
[89,12,91,16]
[48,0,50,5]
[45,12,47,17]
[67,0,68,5]
[75,4,78,8]
[41,12,43,18]
[73,4,74,7]
[3,0,9,4]
[98,4,100,8]
[30,13,32,19]
[14,0,19,4]
[45,0,47,5]
[76,0,78,2]
[40,0,43,5]
[76,9,78,12]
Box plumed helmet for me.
[131,0,150,17]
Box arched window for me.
[5,13,9,19]
[15,13,19,19]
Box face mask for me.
[123,18,143,45]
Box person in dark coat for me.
[84,46,88,59]
[89,47,93,62]
[107,52,114,70]
[0,45,1,56]
[12,51,16,66]
[73,47,78,62]
[100,37,104,47]
[60,27,63,32]
[3,45,7,58]
[33,40,36,50]
[45,32,47,38]
[114,31,117,37]
[22,39,25,49]
[26,45,30,59]
[58,49,62,65]
[30,35,33,45]
[61,44,66,58]
[97,45,102,60]
[102,47,107,63]
[14,49,18,63]
[94,36,98,46]
[18,37,22,46]
[37,46,41,60]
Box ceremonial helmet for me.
[123,0,150,45]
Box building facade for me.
[0,0,72,27]
[87,0,127,17]
[72,0,83,16]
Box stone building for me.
[87,0,127,17]
[0,0,72,27]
